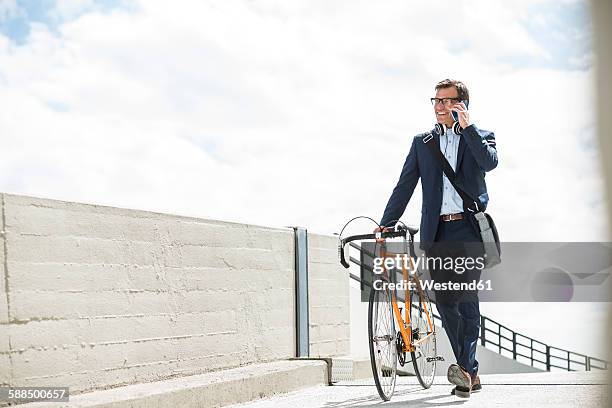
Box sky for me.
[0,0,609,359]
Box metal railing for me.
[479,316,608,371]
[346,242,609,372]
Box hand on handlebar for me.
[373,226,390,243]
[338,224,406,269]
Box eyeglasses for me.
[430,97,461,106]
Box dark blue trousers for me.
[427,216,482,377]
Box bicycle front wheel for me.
[368,286,397,401]
[410,284,437,388]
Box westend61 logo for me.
[372,254,486,275]
[371,277,493,292]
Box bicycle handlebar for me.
[338,226,409,269]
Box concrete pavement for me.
[229,371,608,408]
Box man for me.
[378,79,497,398]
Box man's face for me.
[433,86,460,127]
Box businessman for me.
[378,79,498,398]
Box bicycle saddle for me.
[406,226,419,235]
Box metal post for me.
[531,339,534,367]
[480,316,485,346]
[567,351,570,371]
[359,243,365,292]
[586,356,591,371]
[512,332,517,360]
[294,227,309,358]
[546,345,551,371]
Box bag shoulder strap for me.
[423,132,481,212]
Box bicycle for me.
[339,223,441,401]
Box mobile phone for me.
[451,100,469,121]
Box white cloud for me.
[50,0,96,21]
[0,0,603,240]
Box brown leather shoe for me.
[447,364,471,398]
[451,372,481,395]
[471,373,482,392]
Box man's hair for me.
[435,79,469,102]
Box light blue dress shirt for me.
[439,130,464,215]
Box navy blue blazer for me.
[380,124,498,249]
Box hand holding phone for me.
[451,100,470,129]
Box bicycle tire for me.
[410,284,437,389]
[368,286,397,401]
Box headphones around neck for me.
[435,121,463,136]
[434,99,469,136]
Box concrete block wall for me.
[0,193,299,392]
[1,196,9,387]
[307,233,350,358]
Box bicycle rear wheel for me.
[410,285,437,388]
[368,286,397,401]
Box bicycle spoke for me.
[369,288,397,400]
[410,288,437,389]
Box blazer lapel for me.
[431,132,443,180]
[456,135,467,170]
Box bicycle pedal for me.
[426,355,445,362]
